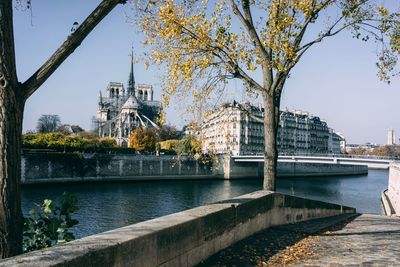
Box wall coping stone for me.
[0,191,355,267]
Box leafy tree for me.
[129,127,159,152]
[22,133,117,153]
[157,124,180,141]
[36,115,61,133]
[159,139,180,151]
[372,145,400,157]
[0,0,126,257]
[176,135,202,156]
[57,124,85,135]
[77,131,99,139]
[347,146,370,155]
[139,0,400,191]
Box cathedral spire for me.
[98,90,103,105]
[127,47,135,96]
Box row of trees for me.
[348,145,400,158]
[35,114,84,135]
[24,124,196,156]
[129,126,201,156]
[22,133,116,153]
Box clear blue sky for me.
[14,1,400,145]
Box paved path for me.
[197,214,400,266]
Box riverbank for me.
[382,162,400,216]
[21,152,367,184]
[1,191,355,267]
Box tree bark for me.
[0,0,24,257]
[0,87,24,258]
[0,0,125,258]
[262,91,279,191]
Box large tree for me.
[36,114,61,133]
[139,0,399,190]
[129,127,159,152]
[0,0,126,258]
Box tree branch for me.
[21,0,126,99]
[229,0,270,62]
[0,0,19,89]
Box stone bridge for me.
[232,154,394,169]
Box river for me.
[21,169,388,239]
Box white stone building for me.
[388,129,396,145]
[96,58,161,147]
[201,102,343,155]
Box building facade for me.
[201,102,264,156]
[201,102,343,155]
[388,129,396,145]
[97,58,161,147]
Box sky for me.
[13,0,400,145]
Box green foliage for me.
[23,192,79,253]
[159,139,180,151]
[157,124,180,141]
[176,136,194,156]
[22,133,118,153]
[158,136,202,156]
[176,135,201,156]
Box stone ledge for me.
[0,191,355,267]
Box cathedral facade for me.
[97,59,161,147]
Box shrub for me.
[23,192,79,253]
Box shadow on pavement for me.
[197,213,360,267]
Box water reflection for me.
[21,169,388,238]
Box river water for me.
[21,169,388,239]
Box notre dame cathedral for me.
[97,56,162,147]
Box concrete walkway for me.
[198,214,400,266]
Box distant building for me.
[96,55,161,147]
[335,132,346,153]
[345,143,379,153]
[388,129,396,145]
[201,102,343,155]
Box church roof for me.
[122,95,141,109]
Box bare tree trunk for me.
[262,91,280,191]
[0,0,23,257]
[0,0,125,258]
[0,88,24,257]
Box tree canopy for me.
[129,127,159,152]
[138,0,400,190]
[36,115,61,134]
[140,0,399,101]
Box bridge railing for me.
[234,152,399,161]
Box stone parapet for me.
[383,162,400,216]
[0,191,355,267]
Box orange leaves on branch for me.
[129,127,158,152]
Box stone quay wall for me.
[22,152,368,184]
[0,191,356,267]
[21,152,213,184]
[216,155,368,179]
[383,162,400,216]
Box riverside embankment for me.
[21,152,367,184]
[1,191,355,267]
[382,161,400,215]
